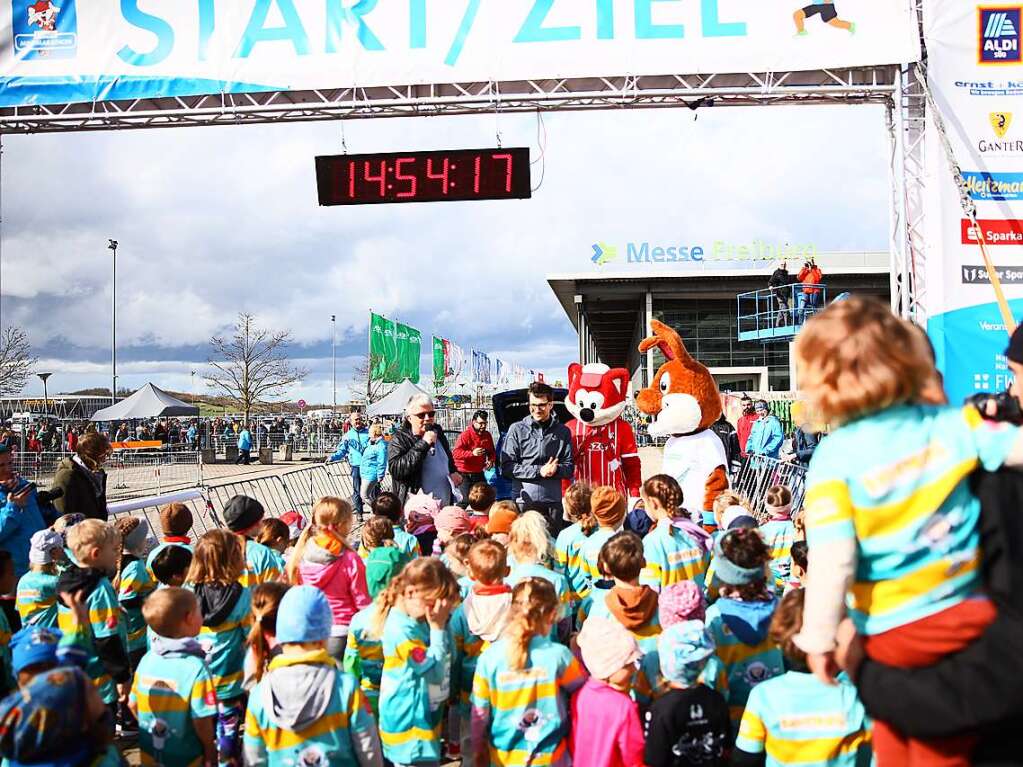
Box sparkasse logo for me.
[979,6,1022,64]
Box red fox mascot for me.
[636,320,728,531]
[564,363,642,499]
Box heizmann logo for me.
[979,6,1022,64]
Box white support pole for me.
[645,290,654,388]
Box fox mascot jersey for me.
[564,363,642,498]
[636,320,728,530]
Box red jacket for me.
[452,427,496,474]
[737,412,758,456]
[798,265,823,295]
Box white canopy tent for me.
[91,383,200,421]
[367,379,429,417]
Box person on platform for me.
[768,262,795,328]
[500,382,574,533]
[452,410,496,500]
[797,258,825,321]
[387,395,462,506]
[328,413,371,520]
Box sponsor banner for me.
[925,1,1023,404]
[960,218,1023,244]
[0,1,921,108]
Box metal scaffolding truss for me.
[0,66,898,134]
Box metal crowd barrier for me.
[731,454,808,521]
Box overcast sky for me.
[0,103,889,404]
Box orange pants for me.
[863,597,997,767]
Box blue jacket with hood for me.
[705,596,785,727]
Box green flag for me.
[369,313,397,382]
[433,337,446,387]
[397,323,422,383]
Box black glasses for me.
[411,411,436,419]
[529,402,553,409]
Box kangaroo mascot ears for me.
[636,320,728,530]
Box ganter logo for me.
[12,0,77,60]
[979,7,1022,64]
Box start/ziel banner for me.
[0,0,921,108]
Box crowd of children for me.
[0,470,853,767]
[0,297,1010,767]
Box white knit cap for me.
[29,529,64,565]
[721,505,750,531]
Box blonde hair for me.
[186,529,244,586]
[368,557,459,639]
[361,516,396,551]
[794,296,937,426]
[507,511,554,567]
[563,482,595,534]
[142,587,198,639]
[505,578,559,671]
[286,496,354,583]
[713,491,750,527]
[369,423,384,439]
[76,432,111,470]
[248,582,290,683]
[66,519,117,561]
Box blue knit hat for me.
[275,585,333,644]
[658,620,716,686]
[10,626,62,674]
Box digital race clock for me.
[315,147,532,206]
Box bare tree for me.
[205,314,308,424]
[350,353,401,405]
[0,326,37,397]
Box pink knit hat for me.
[577,616,642,680]
[658,581,706,628]
[435,505,471,541]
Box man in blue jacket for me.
[746,400,785,459]
[0,444,44,630]
[327,412,370,519]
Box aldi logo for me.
[979,6,1022,64]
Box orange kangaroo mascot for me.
[636,320,729,531]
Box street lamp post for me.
[36,373,52,418]
[108,239,118,405]
[331,314,336,413]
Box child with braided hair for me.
[639,475,711,592]
[471,577,586,767]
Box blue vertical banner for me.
[924,1,1023,404]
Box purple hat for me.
[658,581,706,628]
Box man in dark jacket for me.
[768,262,795,327]
[709,414,741,475]
[500,382,574,533]
[387,394,462,505]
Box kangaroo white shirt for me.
[661,430,728,511]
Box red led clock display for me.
[315,147,532,206]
